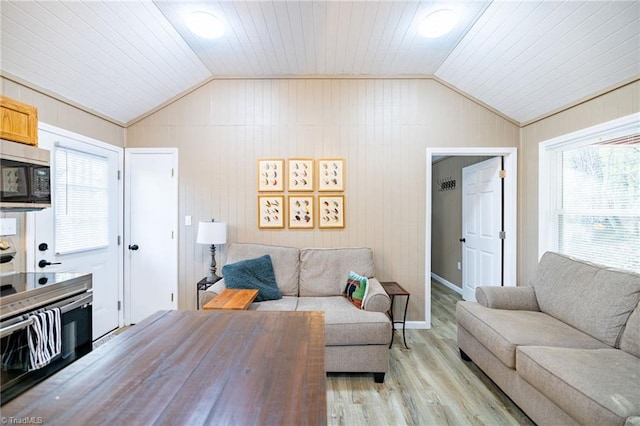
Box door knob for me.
[128,244,139,251]
[38,259,62,268]
[459,238,466,243]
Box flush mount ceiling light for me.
[186,11,225,39]
[418,9,459,38]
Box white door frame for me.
[425,147,517,329]
[28,122,125,328]
[123,147,179,325]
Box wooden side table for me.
[197,277,218,310]
[203,288,259,310]
[381,281,410,349]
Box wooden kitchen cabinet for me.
[0,96,38,146]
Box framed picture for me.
[318,195,345,228]
[258,195,285,229]
[288,158,314,191]
[257,159,284,192]
[318,158,344,191]
[288,195,314,229]
[287,195,315,229]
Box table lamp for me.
[197,219,227,283]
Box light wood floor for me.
[326,281,535,426]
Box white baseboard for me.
[431,272,463,295]
[394,321,428,330]
[387,274,460,331]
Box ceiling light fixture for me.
[418,9,458,38]
[186,11,225,39]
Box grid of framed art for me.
[257,158,345,229]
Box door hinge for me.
[117,170,121,180]
[499,170,506,179]
[171,231,174,239]
[118,301,122,311]
[499,231,506,239]
[117,235,121,246]
[171,293,174,302]
[171,168,174,177]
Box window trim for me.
[538,112,640,261]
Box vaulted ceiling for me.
[1,1,638,127]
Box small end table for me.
[381,281,410,349]
[197,276,220,310]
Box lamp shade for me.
[196,221,227,245]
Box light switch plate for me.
[185,216,192,226]
[0,218,17,236]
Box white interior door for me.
[28,124,123,340]
[125,148,178,324]
[461,157,503,301]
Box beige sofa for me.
[456,252,640,425]
[201,243,392,382]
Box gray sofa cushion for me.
[297,296,391,346]
[476,286,539,311]
[456,301,609,369]
[248,296,298,311]
[621,306,640,358]
[299,248,375,297]
[362,278,392,313]
[517,346,640,425]
[224,243,300,296]
[531,252,640,347]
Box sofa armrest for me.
[364,278,391,313]
[475,286,539,311]
[199,279,227,307]
[624,416,640,426]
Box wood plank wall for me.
[127,78,518,320]
[519,80,639,286]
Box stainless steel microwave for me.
[0,139,51,211]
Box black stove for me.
[0,271,93,405]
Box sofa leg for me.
[373,373,385,383]
[460,349,472,362]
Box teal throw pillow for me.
[222,255,282,302]
[343,271,369,309]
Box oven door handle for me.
[0,317,35,338]
[0,294,92,338]
[58,293,93,314]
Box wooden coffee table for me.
[202,288,259,310]
[2,310,327,425]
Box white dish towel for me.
[27,307,62,371]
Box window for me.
[55,146,109,254]
[539,113,640,273]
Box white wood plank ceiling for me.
[1,1,638,126]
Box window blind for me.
[55,147,109,254]
[556,137,640,272]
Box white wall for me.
[127,78,519,317]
